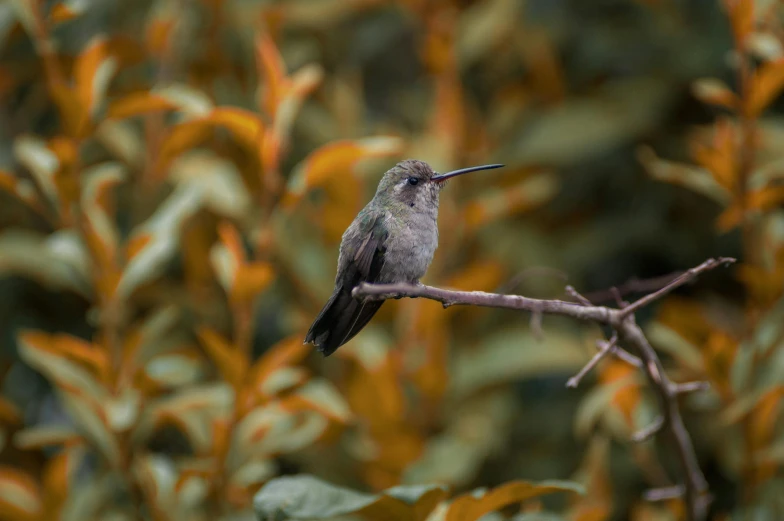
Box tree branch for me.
[582,271,684,304]
[352,257,734,521]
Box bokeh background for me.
[0,0,783,520]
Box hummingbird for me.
[304,159,504,356]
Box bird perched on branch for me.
[304,159,503,356]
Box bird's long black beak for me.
[430,163,504,183]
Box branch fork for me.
[352,257,734,521]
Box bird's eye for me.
[407,177,419,186]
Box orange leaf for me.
[48,137,77,170]
[259,130,282,178]
[234,263,275,303]
[318,169,364,242]
[749,387,784,447]
[42,446,83,511]
[217,221,246,266]
[20,331,111,386]
[572,504,611,521]
[81,163,124,298]
[155,120,212,172]
[107,92,179,119]
[716,186,784,231]
[746,59,784,117]
[212,221,245,297]
[207,107,265,149]
[446,480,584,521]
[51,2,80,23]
[0,467,42,521]
[0,170,37,208]
[125,233,153,260]
[155,109,264,172]
[747,386,784,482]
[73,36,116,136]
[520,29,566,104]
[270,64,323,143]
[0,397,20,425]
[284,137,404,205]
[690,120,737,192]
[364,428,424,476]
[56,335,112,385]
[247,335,310,385]
[344,349,406,430]
[197,327,248,385]
[242,335,310,410]
[211,416,232,456]
[0,170,18,195]
[146,18,176,55]
[255,32,288,117]
[598,360,640,426]
[49,83,83,140]
[724,0,754,45]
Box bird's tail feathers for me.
[304,286,383,356]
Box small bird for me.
[304,159,504,356]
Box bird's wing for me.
[347,214,388,284]
[305,212,388,356]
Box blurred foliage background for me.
[0,0,783,520]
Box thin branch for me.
[582,271,683,304]
[611,286,628,308]
[566,335,618,388]
[674,381,711,395]
[352,257,735,521]
[632,415,665,443]
[565,285,593,306]
[645,485,686,502]
[619,257,735,318]
[610,344,643,368]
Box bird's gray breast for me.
[380,209,438,283]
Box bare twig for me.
[566,335,618,388]
[565,285,593,306]
[645,485,686,502]
[353,257,735,521]
[675,381,711,395]
[632,415,665,442]
[609,344,643,368]
[582,271,684,304]
[619,257,735,318]
[611,286,628,308]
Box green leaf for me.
[449,327,587,400]
[637,145,731,205]
[403,391,516,488]
[574,373,642,438]
[253,474,449,521]
[117,184,203,298]
[13,134,60,208]
[0,229,91,296]
[645,322,704,372]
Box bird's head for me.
[375,159,503,211]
